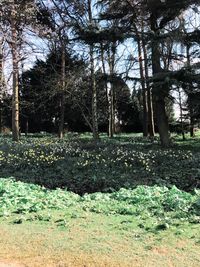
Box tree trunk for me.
[186,44,195,138]
[190,117,194,138]
[155,96,170,146]
[151,16,170,147]
[88,0,99,140]
[178,88,185,141]
[147,88,155,137]
[0,38,3,134]
[108,42,116,138]
[141,36,155,137]
[109,82,115,138]
[25,118,29,137]
[100,44,109,136]
[58,43,66,139]
[90,44,99,140]
[11,5,20,142]
[137,38,148,137]
[188,92,195,138]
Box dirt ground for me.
[0,263,23,267]
[1,245,200,267]
[0,219,200,267]
[1,244,200,267]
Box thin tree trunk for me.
[100,44,109,136]
[77,103,93,132]
[90,44,99,139]
[0,37,3,134]
[186,44,195,138]
[58,43,66,139]
[147,87,155,137]
[190,117,194,138]
[141,36,155,137]
[151,16,170,147]
[108,42,116,138]
[11,5,20,142]
[137,38,148,137]
[109,82,115,138]
[178,88,185,141]
[25,118,29,137]
[88,0,99,140]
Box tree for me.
[0,0,37,141]
[38,0,72,138]
[0,36,4,133]
[97,0,200,146]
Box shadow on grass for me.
[0,133,199,194]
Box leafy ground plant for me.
[0,134,200,193]
[0,178,199,227]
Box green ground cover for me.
[0,178,200,267]
[0,133,199,193]
[0,133,200,266]
[0,178,199,226]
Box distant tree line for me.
[0,0,200,146]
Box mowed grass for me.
[0,211,200,267]
[0,133,200,266]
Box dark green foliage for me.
[0,135,199,194]
[20,48,141,133]
[20,49,86,132]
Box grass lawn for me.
[0,211,200,267]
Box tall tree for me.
[141,35,155,137]
[37,0,68,138]
[136,31,148,137]
[0,36,4,133]
[0,0,36,141]
[87,0,99,139]
[10,2,20,141]
[97,0,199,146]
